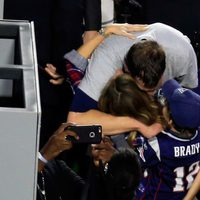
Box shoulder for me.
[97,34,135,54]
[150,22,185,36]
[150,22,191,46]
[70,87,98,112]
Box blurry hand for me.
[92,136,116,167]
[141,122,163,138]
[44,63,65,85]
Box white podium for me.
[0,20,41,200]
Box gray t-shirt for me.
[79,23,198,101]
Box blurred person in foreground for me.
[37,124,141,200]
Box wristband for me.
[38,152,48,164]
[99,28,110,38]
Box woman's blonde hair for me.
[98,74,165,126]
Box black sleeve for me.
[86,162,108,200]
[84,0,101,31]
[56,160,85,200]
[43,159,85,200]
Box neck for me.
[170,127,195,139]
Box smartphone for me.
[65,125,102,144]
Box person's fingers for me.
[54,123,75,137]
[49,78,65,85]
[45,68,62,79]
[102,136,112,141]
[55,124,77,139]
[65,130,79,140]
[58,133,74,152]
[45,67,58,78]
[120,31,135,39]
[91,143,107,150]
[46,63,56,70]
[115,24,148,39]
[45,63,56,72]
[62,122,77,129]
[126,24,149,32]
[45,64,63,80]
[92,147,112,157]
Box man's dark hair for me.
[106,148,142,200]
[124,40,166,88]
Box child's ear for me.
[168,119,174,128]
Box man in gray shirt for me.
[68,23,198,136]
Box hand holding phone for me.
[65,125,102,144]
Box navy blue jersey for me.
[70,87,98,112]
[136,128,200,200]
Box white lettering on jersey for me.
[174,143,200,157]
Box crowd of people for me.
[4,0,200,199]
[40,21,200,199]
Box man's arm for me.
[84,0,101,31]
[38,123,78,171]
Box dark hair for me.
[124,40,166,88]
[98,74,165,126]
[105,148,141,200]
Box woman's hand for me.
[44,63,65,85]
[104,23,148,39]
[140,122,164,138]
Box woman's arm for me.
[68,110,163,138]
[78,24,148,59]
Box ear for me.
[168,119,174,129]
[114,69,123,78]
[162,106,170,122]
[135,77,145,86]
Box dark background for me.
[114,0,200,66]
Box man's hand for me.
[40,123,78,162]
[91,136,116,167]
